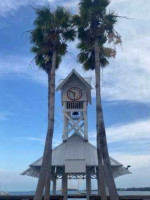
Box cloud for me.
[99,0,150,103]
[0,113,9,120]
[89,119,150,153]
[21,136,61,147]
[111,0,150,20]
[111,153,150,170]
[0,0,35,17]
[0,0,76,17]
[88,117,150,186]
[0,171,37,191]
[0,1,26,16]
[0,112,13,120]
[110,152,150,188]
[107,119,150,144]
[101,35,150,103]
[0,55,47,85]
[23,137,45,144]
[0,0,150,104]
[0,170,80,191]
[55,0,150,104]
[113,153,150,187]
[91,118,150,142]
[0,0,148,18]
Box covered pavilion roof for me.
[22,133,131,179]
[31,133,122,167]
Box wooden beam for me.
[53,177,57,195]
[62,173,68,200]
[86,170,91,200]
[97,176,101,196]
[62,113,69,141]
[83,110,88,140]
[68,122,84,134]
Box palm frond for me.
[62,29,76,42]
[77,0,121,71]
[30,5,75,73]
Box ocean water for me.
[118,191,150,196]
[8,191,150,196]
[92,191,150,196]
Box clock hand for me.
[69,90,75,98]
[72,91,76,98]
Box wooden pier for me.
[0,195,150,200]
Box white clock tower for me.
[23,69,131,200]
[56,69,92,142]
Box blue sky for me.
[0,0,150,192]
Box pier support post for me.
[86,168,91,200]
[62,173,68,200]
[97,176,101,196]
[53,177,57,195]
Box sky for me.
[0,0,150,192]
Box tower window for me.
[66,102,83,109]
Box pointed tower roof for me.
[56,69,92,91]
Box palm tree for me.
[74,0,121,200]
[30,6,75,200]
[78,43,116,200]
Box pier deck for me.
[0,195,150,200]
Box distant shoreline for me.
[117,187,150,191]
[2,188,150,194]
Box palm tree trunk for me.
[33,51,57,200]
[94,39,119,200]
[94,41,107,200]
[44,67,52,200]
[44,151,51,200]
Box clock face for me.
[67,87,82,101]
